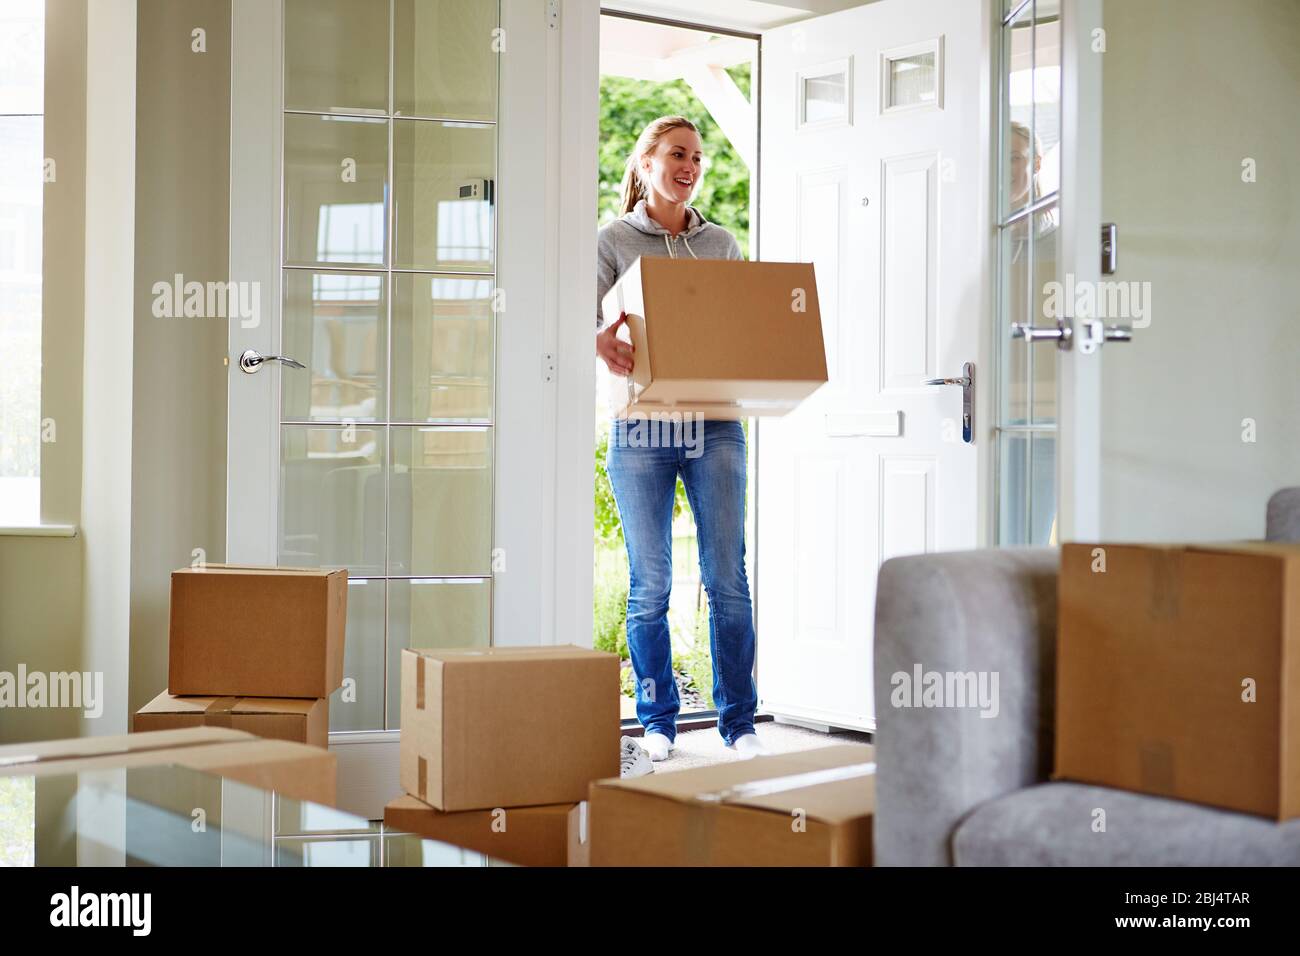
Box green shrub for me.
[593,544,629,660]
[680,599,716,710]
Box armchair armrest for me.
[872,548,1059,866]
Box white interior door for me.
[227,0,595,820]
[756,0,990,732]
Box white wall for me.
[1099,0,1300,540]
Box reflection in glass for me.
[998,432,1057,547]
[1032,2,1062,197]
[1030,203,1060,424]
[386,577,490,727]
[282,271,386,422]
[284,114,387,268]
[1029,432,1057,544]
[1002,6,1034,217]
[276,836,379,866]
[388,426,492,575]
[392,274,494,422]
[279,425,385,574]
[393,0,499,122]
[392,119,495,271]
[383,833,487,866]
[284,0,388,114]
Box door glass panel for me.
[1030,201,1060,423]
[391,119,495,272]
[282,270,387,422]
[1029,432,1057,544]
[279,425,386,574]
[284,0,389,114]
[389,426,492,575]
[281,0,499,734]
[998,433,1029,545]
[800,68,847,126]
[885,52,937,109]
[385,577,491,728]
[1032,2,1062,199]
[1002,4,1034,218]
[393,0,499,122]
[1000,223,1031,425]
[330,578,386,731]
[391,273,494,422]
[284,114,388,268]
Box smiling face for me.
[641,127,704,205]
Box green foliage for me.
[0,777,35,867]
[593,543,629,660]
[598,65,751,257]
[682,598,716,710]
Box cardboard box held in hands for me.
[1056,541,1300,820]
[601,257,828,420]
[168,564,347,699]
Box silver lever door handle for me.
[1011,319,1074,349]
[239,349,306,374]
[921,361,975,444]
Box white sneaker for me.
[727,732,770,759]
[642,731,675,762]
[620,735,654,778]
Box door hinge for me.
[541,352,556,384]
[547,0,560,30]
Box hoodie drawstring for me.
[662,233,700,260]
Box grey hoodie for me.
[596,198,744,329]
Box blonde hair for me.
[1010,121,1044,201]
[619,115,700,215]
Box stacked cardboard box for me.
[132,565,347,755]
[384,645,620,866]
[1055,541,1300,820]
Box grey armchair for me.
[872,489,1300,866]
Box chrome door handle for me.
[1011,318,1073,349]
[239,349,306,374]
[922,361,974,444]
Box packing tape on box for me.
[679,761,876,865]
[692,761,877,804]
[203,697,241,730]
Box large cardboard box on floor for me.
[1056,541,1300,820]
[601,257,827,420]
[400,645,620,811]
[589,744,875,866]
[133,690,329,748]
[384,794,589,867]
[0,727,337,806]
[168,564,347,698]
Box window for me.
[0,0,44,526]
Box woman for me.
[596,116,768,762]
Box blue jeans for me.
[605,416,757,746]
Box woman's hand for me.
[596,311,635,376]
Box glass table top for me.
[0,765,511,867]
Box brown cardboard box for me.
[400,645,620,811]
[589,744,875,866]
[133,690,329,748]
[601,257,828,420]
[384,794,588,867]
[1056,541,1300,820]
[168,564,346,698]
[0,727,337,806]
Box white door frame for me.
[228,0,599,818]
[1055,0,1103,540]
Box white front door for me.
[756,0,991,732]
